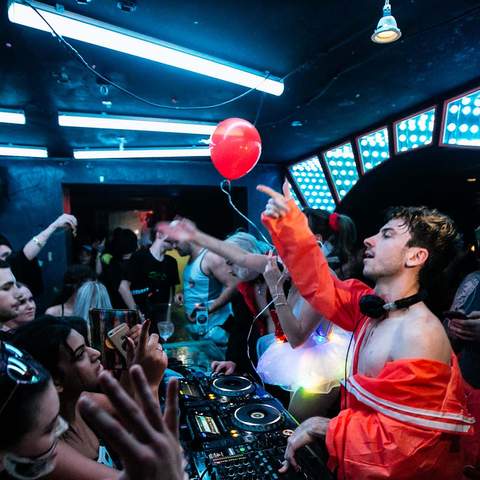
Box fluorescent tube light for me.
[0,109,26,125]
[73,147,211,159]
[0,145,48,157]
[9,1,284,96]
[59,113,217,135]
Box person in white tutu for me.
[256,207,359,421]
[259,252,352,421]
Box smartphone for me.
[89,309,140,371]
[195,305,209,335]
[443,310,469,320]
[107,323,130,359]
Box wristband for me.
[32,236,44,248]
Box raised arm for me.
[23,214,77,261]
[263,253,320,347]
[157,219,268,273]
[258,183,371,331]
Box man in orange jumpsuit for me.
[258,183,475,480]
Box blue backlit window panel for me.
[395,107,435,153]
[323,143,359,201]
[357,127,390,173]
[442,87,480,147]
[289,157,336,211]
[286,181,303,209]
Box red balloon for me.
[210,118,262,180]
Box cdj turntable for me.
[176,370,333,480]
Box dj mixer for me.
[176,369,333,480]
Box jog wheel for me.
[232,403,283,432]
[211,375,255,397]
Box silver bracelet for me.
[33,236,44,248]
[274,294,288,307]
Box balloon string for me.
[220,180,274,248]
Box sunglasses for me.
[0,342,45,417]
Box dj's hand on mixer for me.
[202,445,328,479]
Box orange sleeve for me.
[262,200,371,332]
[326,407,464,480]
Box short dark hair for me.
[54,264,95,305]
[112,229,138,257]
[0,234,12,250]
[0,344,51,450]
[63,264,95,289]
[11,315,86,380]
[385,206,463,286]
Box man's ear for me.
[405,246,429,268]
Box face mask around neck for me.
[3,417,68,480]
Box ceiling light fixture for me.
[0,145,48,157]
[0,109,26,125]
[73,147,211,159]
[58,113,216,135]
[371,0,402,44]
[8,0,284,96]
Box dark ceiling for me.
[338,147,480,241]
[1,0,480,164]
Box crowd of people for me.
[1,182,480,479]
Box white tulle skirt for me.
[256,325,353,393]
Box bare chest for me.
[357,320,400,377]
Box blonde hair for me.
[73,280,112,343]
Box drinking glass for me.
[158,321,175,342]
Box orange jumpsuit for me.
[262,200,475,479]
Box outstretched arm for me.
[157,219,268,273]
[258,182,370,331]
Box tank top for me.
[183,249,232,328]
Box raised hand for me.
[126,321,168,389]
[79,367,186,480]
[156,218,198,243]
[257,180,293,219]
[51,213,78,235]
[263,251,287,292]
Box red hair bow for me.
[329,213,341,233]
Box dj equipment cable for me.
[246,271,288,389]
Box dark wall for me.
[0,158,283,305]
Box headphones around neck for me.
[359,291,427,320]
